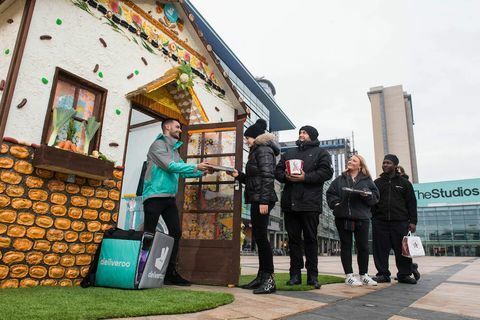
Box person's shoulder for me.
[373,176,383,184]
[312,145,330,156]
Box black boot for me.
[412,263,421,281]
[253,273,276,294]
[164,269,191,286]
[286,273,301,285]
[241,270,263,289]
[307,274,321,289]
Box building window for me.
[42,67,107,154]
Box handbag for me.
[402,231,425,258]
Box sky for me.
[191,0,480,183]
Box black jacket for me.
[275,139,333,213]
[237,133,279,204]
[372,172,417,224]
[326,172,379,220]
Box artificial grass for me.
[0,286,234,320]
[238,273,344,291]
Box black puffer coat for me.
[237,133,280,204]
[275,139,333,213]
[372,173,417,224]
[326,172,379,220]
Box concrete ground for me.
[120,255,480,320]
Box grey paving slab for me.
[285,263,477,320]
[400,307,478,320]
[276,291,346,304]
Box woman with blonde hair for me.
[326,154,380,286]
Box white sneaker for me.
[360,274,378,286]
[345,273,362,287]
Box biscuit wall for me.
[0,140,122,288]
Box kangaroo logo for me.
[155,247,170,270]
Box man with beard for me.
[275,126,333,289]
[142,118,210,286]
[372,154,420,284]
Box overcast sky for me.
[191,0,480,183]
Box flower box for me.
[33,145,113,180]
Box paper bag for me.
[402,231,425,258]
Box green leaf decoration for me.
[66,118,77,142]
[141,39,156,54]
[48,108,76,146]
[83,116,101,153]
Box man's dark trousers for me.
[143,197,180,274]
[372,218,413,278]
[284,211,319,277]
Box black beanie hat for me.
[244,119,267,139]
[384,154,399,165]
[299,125,319,141]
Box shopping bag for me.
[402,231,425,258]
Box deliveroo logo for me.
[100,258,131,268]
[155,247,170,271]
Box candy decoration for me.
[55,18,62,25]
[141,57,148,65]
[115,109,121,115]
[93,64,99,73]
[4,49,10,55]
[7,19,13,24]
[99,38,107,48]
[40,35,52,40]
[109,142,119,147]
[0,80,5,91]
[98,71,104,78]
[16,98,27,109]
[215,107,220,112]
[134,70,139,75]
[41,77,49,85]
[127,73,134,79]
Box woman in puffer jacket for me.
[231,119,279,294]
[326,154,379,287]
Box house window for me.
[42,67,107,154]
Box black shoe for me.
[286,274,301,286]
[307,275,321,289]
[412,263,421,281]
[241,271,263,289]
[253,273,276,294]
[164,269,191,286]
[372,275,391,283]
[398,276,417,284]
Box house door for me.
[177,120,244,285]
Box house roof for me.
[184,0,295,132]
[126,68,208,125]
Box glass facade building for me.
[413,178,480,256]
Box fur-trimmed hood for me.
[253,132,280,156]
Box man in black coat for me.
[275,125,333,289]
[372,154,419,284]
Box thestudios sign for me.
[414,178,480,207]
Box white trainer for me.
[360,274,378,286]
[345,273,362,287]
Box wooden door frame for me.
[177,119,244,285]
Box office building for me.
[414,178,480,256]
[368,85,419,182]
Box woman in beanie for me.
[230,118,280,294]
[326,154,379,286]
